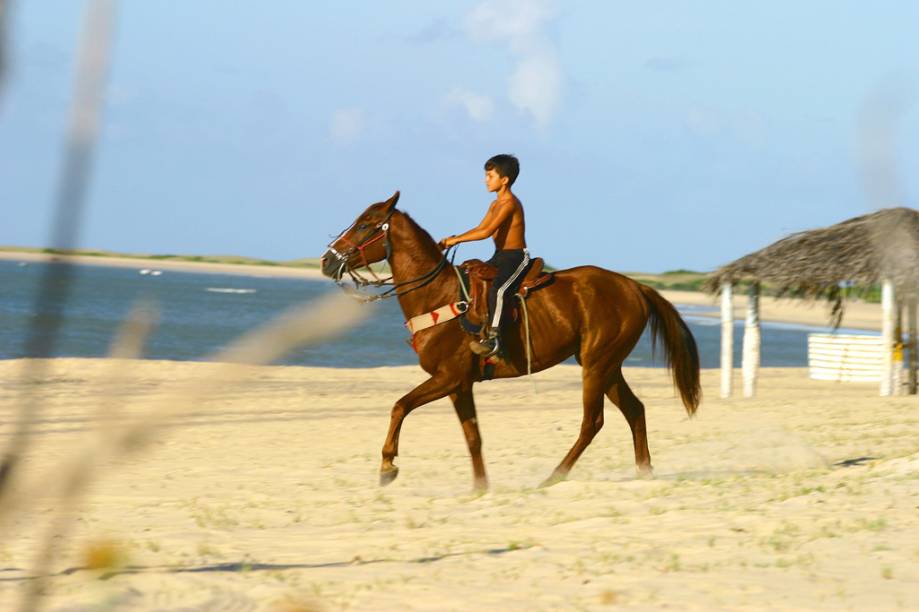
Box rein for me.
[328,210,455,303]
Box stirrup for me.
[469,334,500,357]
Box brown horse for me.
[320,192,701,490]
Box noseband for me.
[327,208,452,303]
[326,207,396,288]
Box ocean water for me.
[0,260,874,368]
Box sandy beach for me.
[1,358,916,610]
[0,251,883,331]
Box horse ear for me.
[384,191,400,212]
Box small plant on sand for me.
[663,553,681,572]
[774,557,794,568]
[197,542,220,557]
[404,516,425,529]
[507,540,527,551]
[881,565,893,580]
[856,517,887,532]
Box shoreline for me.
[659,290,881,332]
[1,250,881,331]
[0,250,328,280]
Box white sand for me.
[1,359,916,610]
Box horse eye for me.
[357,223,368,230]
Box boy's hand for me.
[437,236,455,250]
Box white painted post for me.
[720,282,733,398]
[742,282,761,398]
[880,280,896,396]
[908,299,918,395]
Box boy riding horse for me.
[438,154,529,358]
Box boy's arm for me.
[439,201,513,249]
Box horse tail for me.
[637,284,702,416]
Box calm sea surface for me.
[0,260,874,368]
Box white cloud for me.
[445,88,495,122]
[329,108,363,145]
[462,0,562,128]
[465,0,554,48]
[509,52,560,127]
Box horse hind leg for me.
[540,369,606,487]
[606,370,653,477]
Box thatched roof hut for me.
[705,207,919,398]
[704,207,919,302]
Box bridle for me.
[326,207,454,303]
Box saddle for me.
[458,257,554,328]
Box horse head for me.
[320,191,400,280]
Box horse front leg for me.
[380,375,455,486]
[451,389,488,492]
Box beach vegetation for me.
[625,270,708,292]
[662,553,682,572]
[774,556,794,568]
[196,542,220,557]
[855,517,887,532]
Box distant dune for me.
[0,248,327,279]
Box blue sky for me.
[1,1,917,272]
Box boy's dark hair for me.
[484,154,520,186]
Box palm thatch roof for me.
[704,207,919,313]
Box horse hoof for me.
[379,466,399,486]
[636,465,654,479]
[539,472,566,488]
[473,479,489,494]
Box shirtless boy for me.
[438,154,529,357]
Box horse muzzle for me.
[319,249,349,279]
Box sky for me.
[0,0,917,272]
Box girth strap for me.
[405,301,468,335]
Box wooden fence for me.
[808,333,902,383]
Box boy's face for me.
[484,168,508,193]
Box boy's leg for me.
[471,250,530,356]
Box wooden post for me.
[720,282,733,398]
[742,282,761,398]
[880,280,896,396]
[909,299,918,395]
[894,300,903,395]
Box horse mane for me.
[395,210,441,259]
